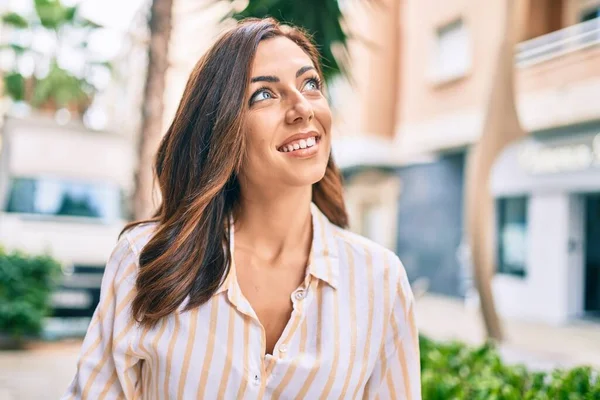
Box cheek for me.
[314,101,332,132]
[243,115,275,162]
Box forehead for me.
[251,36,315,76]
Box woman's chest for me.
[133,289,386,399]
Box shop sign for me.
[518,133,600,174]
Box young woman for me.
[64,18,421,400]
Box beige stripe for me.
[390,306,412,399]
[196,297,220,397]
[385,367,398,400]
[318,212,334,283]
[382,255,396,399]
[351,249,375,399]
[80,285,137,396]
[77,261,136,367]
[318,276,340,398]
[97,369,118,400]
[81,318,137,398]
[127,226,155,255]
[338,244,358,398]
[235,315,251,399]
[130,324,150,399]
[217,304,236,398]
[163,312,181,399]
[258,292,307,398]
[365,254,393,396]
[136,325,150,358]
[133,364,143,399]
[140,361,149,400]
[294,281,323,399]
[122,353,135,397]
[271,280,312,399]
[152,319,169,398]
[178,307,200,399]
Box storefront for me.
[490,121,600,324]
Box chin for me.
[289,162,328,186]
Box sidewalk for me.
[416,293,600,370]
[0,339,80,400]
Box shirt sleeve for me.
[364,256,422,400]
[62,235,142,400]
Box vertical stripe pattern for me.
[61,203,421,400]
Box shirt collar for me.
[215,202,340,297]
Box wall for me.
[331,0,400,140]
[395,0,600,157]
[493,193,580,324]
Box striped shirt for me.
[63,203,421,399]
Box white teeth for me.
[280,136,319,152]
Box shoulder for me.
[104,222,158,287]
[332,226,408,286]
[120,221,159,258]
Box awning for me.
[490,122,600,196]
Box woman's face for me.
[240,36,332,192]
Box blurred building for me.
[333,0,600,324]
[0,0,147,326]
[0,116,133,322]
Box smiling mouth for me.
[277,135,321,153]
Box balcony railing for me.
[516,17,600,67]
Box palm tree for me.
[464,0,529,341]
[229,0,349,83]
[0,0,109,116]
[133,0,173,220]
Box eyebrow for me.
[250,65,316,83]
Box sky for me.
[7,0,147,31]
[5,0,148,60]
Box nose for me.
[285,91,314,125]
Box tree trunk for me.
[133,0,173,220]
[465,0,529,341]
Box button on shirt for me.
[63,203,421,399]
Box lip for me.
[277,131,321,151]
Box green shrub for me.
[0,247,61,343]
[420,335,600,399]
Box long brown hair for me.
[125,18,348,327]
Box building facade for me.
[334,0,600,323]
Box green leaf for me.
[77,17,103,29]
[32,62,91,108]
[3,72,26,101]
[229,0,348,84]
[34,0,69,30]
[89,60,114,73]
[1,12,29,28]
[0,247,61,339]
[0,43,29,55]
[63,5,77,23]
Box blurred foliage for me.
[0,247,61,344]
[224,0,349,84]
[420,335,600,399]
[0,0,111,113]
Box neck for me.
[234,185,313,263]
